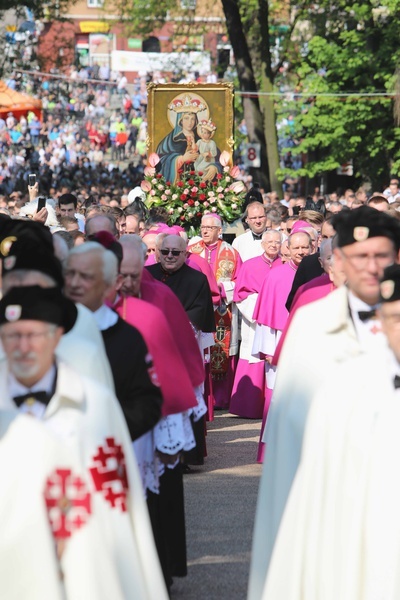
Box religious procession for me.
[2,0,400,597]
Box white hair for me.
[201,214,222,227]
[119,234,146,266]
[262,229,282,243]
[68,242,118,286]
[301,226,319,241]
[319,237,333,260]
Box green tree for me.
[108,0,300,191]
[277,0,400,190]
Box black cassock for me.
[146,262,215,333]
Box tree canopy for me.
[277,0,400,189]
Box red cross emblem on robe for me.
[89,437,129,512]
[44,469,92,539]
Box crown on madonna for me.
[168,95,206,114]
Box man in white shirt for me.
[232,201,268,261]
[249,205,400,600]
[262,263,400,600]
[0,284,168,599]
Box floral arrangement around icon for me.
[140,152,246,232]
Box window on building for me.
[180,0,196,9]
[87,0,103,7]
[142,36,161,53]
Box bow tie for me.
[358,309,377,322]
[13,390,51,408]
[394,375,400,390]
[252,233,263,241]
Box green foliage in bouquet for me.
[140,152,246,232]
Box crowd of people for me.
[1,65,400,598]
[1,168,400,598]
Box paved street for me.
[172,411,262,600]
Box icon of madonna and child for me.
[156,93,225,183]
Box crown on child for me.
[198,119,217,132]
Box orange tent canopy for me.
[0,81,42,117]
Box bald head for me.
[161,234,187,252]
[85,214,118,238]
[159,234,188,273]
[288,232,312,266]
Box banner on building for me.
[111,51,211,75]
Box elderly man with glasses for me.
[188,214,242,409]
[147,234,215,334]
[249,206,400,600]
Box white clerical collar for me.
[93,304,119,331]
[8,363,57,398]
[348,290,379,313]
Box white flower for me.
[194,201,199,207]
[232,203,237,210]
[157,184,164,191]
[225,176,231,182]
[209,197,216,204]
[208,191,215,197]
[203,201,209,207]
[152,178,157,184]
[183,203,188,208]
[223,166,230,173]
[178,207,183,213]
[211,207,217,212]
[172,194,178,200]
[217,186,223,193]
[168,208,174,214]
[165,189,171,195]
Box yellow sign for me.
[80,21,110,33]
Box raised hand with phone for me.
[28,175,48,224]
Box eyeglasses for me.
[200,226,219,231]
[120,272,140,280]
[1,330,54,344]
[340,249,395,270]
[160,249,185,257]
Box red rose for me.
[212,181,218,186]
[177,181,184,188]
[198,171,204,176]
[191,192,197,198]
[156,173,163,179]
[188,179,195,185]
[190,171,195,175]
[180,194,187,201]
[178,169,183,174]
[180,215,186,221]
[187,199,195,206]
[199,182,207,189]
[199,194,206,201]
[216,173,223,180]
[197,212,202,217]
[166,181,171,186]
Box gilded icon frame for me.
[147,82,235,181]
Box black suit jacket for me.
[285,253,324,311]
